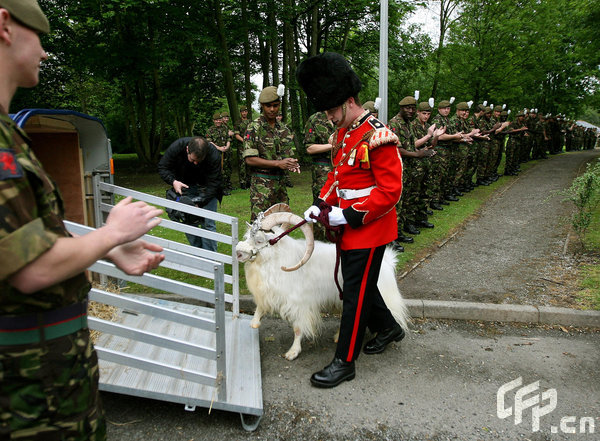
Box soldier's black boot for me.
[404,224,420,235]
[363,324,405,354]
[310,358,355,388]
[396,232,414,243]
[430,201,444,211]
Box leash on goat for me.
[267,204,345,299]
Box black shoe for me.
[440,200,450,205]
[454,190,464,197]
[404,224,420,235]
[396,234,414,243]
[310,358,355,388]
[363,324,405,355]
[430,202,444,211]
[426,209,434,216]
[392,242,404,253]
[476,179,490,186]
[417,220,434,229]
[445,195,459,202]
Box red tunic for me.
[319,111,403,250]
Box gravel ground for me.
[399,150,600,307]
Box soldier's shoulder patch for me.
[0,149,23,180]
[367,117,385,130]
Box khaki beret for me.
[417,102,432,112]
[259,86,281,104]
[212,112,222,120]
[500,110,508,116]
[0,0,50,34]
[456,102,469,111]
[220,111,229,118]
[484,106,492,113]
[239,105,248,112]
[362,101,376,112]
[399,96,417,106]
[438,100,451,108]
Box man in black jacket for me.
[158,137,223,251]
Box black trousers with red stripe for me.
[335,244,398,362]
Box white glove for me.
[304,205,320,223]
[328,206,348,226]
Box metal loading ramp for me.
[65,182,263,432]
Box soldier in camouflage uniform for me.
[504,110,528,175]
[409,101,444,229]
[234,106,251,189]
[243,86,299,221]
[388,96,435,241]
[206,112,233,194]
[0,3,165,438]
[304,111,334,241]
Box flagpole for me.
[379,0,389,123]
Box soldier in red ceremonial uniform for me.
[297,52,405,388]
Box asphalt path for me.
[103,151,600,440]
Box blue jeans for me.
[185,197,218,252]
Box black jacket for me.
[158,137,223,201]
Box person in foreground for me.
[0,1,164,438]
[296,52,406,388]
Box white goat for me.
[236,204,410,361]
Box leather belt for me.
[336,185,376,200]
[0,301,88,346]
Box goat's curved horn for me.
[261,212,315,272]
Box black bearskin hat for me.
[296,52,362,111]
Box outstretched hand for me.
[107,240,165,275]
[104,197,163,245]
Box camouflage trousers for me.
[504,137,519,173]
[485,139,502,178]
[462,143,479,188]
[423,152,443,203]
[452,143,469,189]
[0,329,106,441]
[397,160,426,226]
[494,138,506,172]
[249,174,289,221]
[236,144,249,188]
[476,142,491,181]
[222,150,233,191]
[436,147,453,198]
[312,162,332,241]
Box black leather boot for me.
[396,233,414,243]
[363,324,405,354]
[404,224,420,235]
[310,358,356,388]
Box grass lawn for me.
[111,153,541,297]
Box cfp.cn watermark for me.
[497,377,595,434]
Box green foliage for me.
[558,160,600,249]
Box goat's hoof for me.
[333,331,340,343]
[284,350,300,361]
[250,321,261,329]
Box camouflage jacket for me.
[431,113,455,146]
[410,118,434,149]
[304,111,334,164]
[243,115,295,175]
[235,118,251,139]
[388,114,414,151]
[205,124,230,147]
[0,112,89,315]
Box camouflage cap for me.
[417,101,432,112]
[438,100,451,108]
[259,86,281,104]
[0,0,50,34]
[398,96,417,106]
[362,101,376,112]
[456,102,469,111]
[212,112,222,120]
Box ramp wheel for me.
[240,413,262,432]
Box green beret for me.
[456,102,469,111]
[362,101,376,112]
[259,86,281,104]
[417,102,432,112]
[239,105,248,112]
[477,104,486,112]
[501,110,508,116]
[220,111,229,118]
[484,106,492,113]
[0,0,50,33]
[212,112,222,120]
[516,110,525,117]
[438,100,451,108]
[399,96,417,106]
